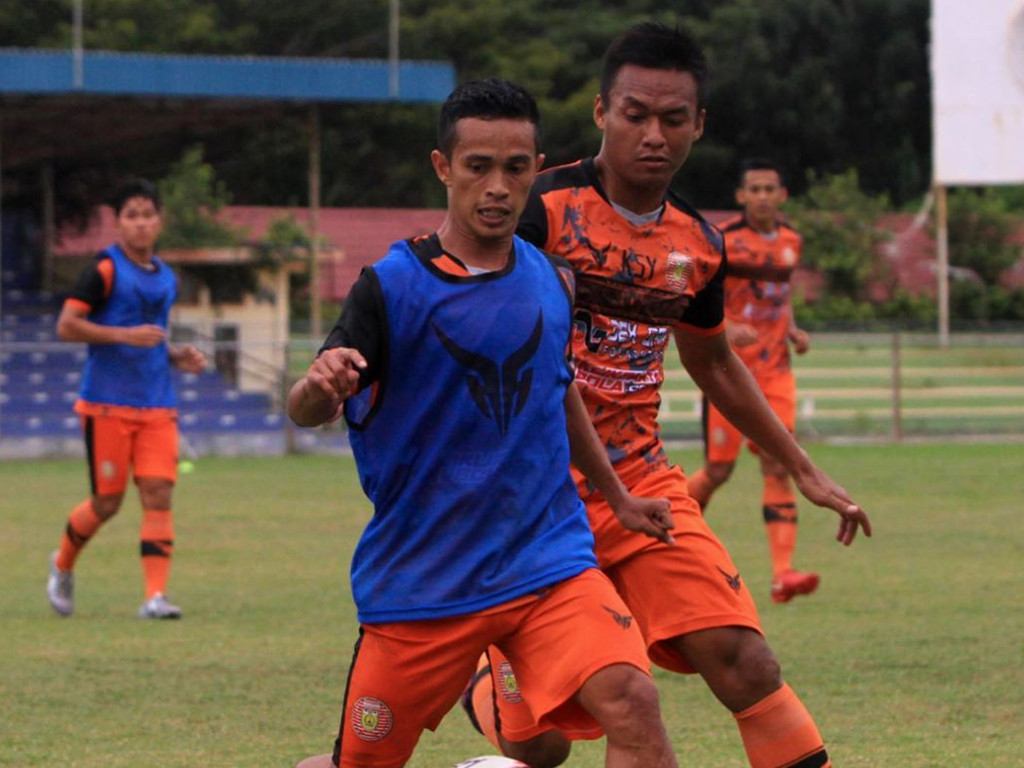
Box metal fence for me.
[658,332,1024,442]
[3,332,1022,456]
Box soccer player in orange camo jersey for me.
[462,23,872,768]
[688,158,820,604]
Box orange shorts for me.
[703,370,796,464]
[335,568,649,768]
[584,462,763,674]
[81,412,179,495]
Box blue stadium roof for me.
[0,48,454,102]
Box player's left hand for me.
[789,328,811,355]
[792,466,871,545]
[611,494,675,545]
[171,344,207,373]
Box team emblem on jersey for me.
[666,252,694,292]
[351,697,394,742]
[496,661,523,703]
[781,246,797,266]
[433,311,544,436]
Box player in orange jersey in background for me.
[462,23,871,768]
[687,159,818,604]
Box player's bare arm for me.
[675,326,871,544]
[56,303,166,347]
[725,320,758,348]
[168,344,207,373]
[787,316,810,355]
[287,346,366,428]
[564,383,675,544]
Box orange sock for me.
[734,684,831,768]
[140,509,175,598]
[688,468,714,508]
[466,654,502,751]
[56,500,105,571]
[762,474,798,578]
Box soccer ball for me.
[451,758,529,768]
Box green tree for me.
[788,169,890,301]
[157,145,241,248]
[947,189,1019,284]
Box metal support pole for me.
[72,0,84,89]
[389,0,400,98]
[307,105,322,341]
[42,161,56,292]
[935,183,950,348]
[891,331,902,442]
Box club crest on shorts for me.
[100,460,117,479]
[666,251,694,292]
[496,660,523,703]
[351,696,393,741]
[781,246,797,266]
[712,427,728,446]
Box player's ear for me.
[693,108,706,142]
[536,152,547,173]
[779,186,789,204]
[593,93,606,130]
[431,149,452,187]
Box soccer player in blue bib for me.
[46,179,206,619]
[288,78,680,768]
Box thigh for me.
[338,618,495,768]
[83,414,134,496]
[704,396,743,464]
[132,416,179,483]
[603,467,763,674]
[763,371,797,433]
[500,569,650,741]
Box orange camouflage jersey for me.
[719,214,803,379]
[518,158,726,479]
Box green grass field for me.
[2,443,1022,767]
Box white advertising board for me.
[932,0,1024,184]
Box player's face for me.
[595,65,705,198]
[115,196,162,257]
[736,169,788,230]
[431,117,543,244]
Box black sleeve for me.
[318,267,386,390]
[516,188,550,249]
[68,258,109,311]
[678,246,726,331]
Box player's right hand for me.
[122,324,167,347]
[726,322,758,348]
[304,346,367,403]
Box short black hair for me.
[112,178,160,215]
[437,77,541,158]
[738,158,786,187]
[600,22,708,109]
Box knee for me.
[679,629,783,711]
[502,731,571,768]
[581,665,663,737]
[137,478,174,510]
[91,495,124,520]
[706,462,735,486]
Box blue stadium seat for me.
[1,294,285,442]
